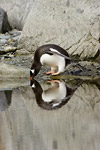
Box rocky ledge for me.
[0,29,20,57]
[0,29,31,80]
[0,29,100,81]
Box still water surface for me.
[0,79,100,150]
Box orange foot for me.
[52,71,61,76]
[47,80,61,84]
[46,70,55,75]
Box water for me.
[0,78,100,150]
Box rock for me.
[0,29,21,55]
[0,1,33,30]
[18,0,100,59]
[15,48,30,55]
[12,41,18,47]
[0,34,11,39]
[0,39,7,44]
[4,46,16,52]
[90,20,100,40]
[0,0,100,59]
[0,7,12,33]
[69,33,100,58]
[0,79,29,89]
[0,46,17,55]
[0,62,29,78]
[97,65,100,70]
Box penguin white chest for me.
[42,81,67,103]
[40,54,65,69]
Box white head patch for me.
[31,69,35,74]
[32,84,35,88]
[50,48,60,54]
[53,102,61,107]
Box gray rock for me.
[0,38,7,44]
[0,62,29,78]
[0,34,11,39]
[0,1,34,30]
[76,8,84,13]
[4,46,16,52]
[0,30,21,55]
[0,0,100,59]
[0,46,17,55]
[66,0,70,7]
[0,7,12,33]
[18,0,100,59]
[0,79,29,89]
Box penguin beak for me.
[30,70,35,80]
[30,76,33,80]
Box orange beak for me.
[30,76,33,80]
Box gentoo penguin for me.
[30,79,82,110]
[30,44,72,79]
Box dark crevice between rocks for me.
[85,49,100,63]
[0,48,17,55]
[98,37,100,43]
[72,48,100,62]
[92,49,100,60]
[2,12,12,34]
[0,7,12,34]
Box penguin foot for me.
[46,70,55,75]
[52,71,61,76]
[47,80,61,84]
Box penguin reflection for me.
[31,79,82,110]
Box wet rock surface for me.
[0,62,29,78]
[34,61,100,81]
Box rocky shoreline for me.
[0,30,20,55]
[0,6,100,83]
[0,29,33,66]
[0,29,100,81]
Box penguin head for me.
[30,63,41,80]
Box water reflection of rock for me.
[31,79,82,110]
[75,82,100,109]
[0,90,12,111]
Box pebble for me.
[0,39,7,44]
[87,68,91,71]
[4,46,16,52]
[0,35,11,39]
[97,66,100,70]
[73,70,82,75]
